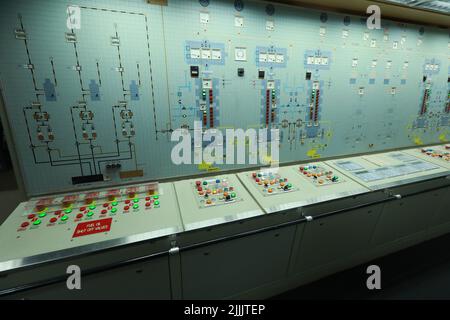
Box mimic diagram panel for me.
[174,174,263,231]
[237,164,368,213]
[296,164,344,186]
[193,177,241,208]
[402,145,450,169]
[0,0,449,195]
[248,170,297,196]
[327,152,448,190]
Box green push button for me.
[33,219,42,226]
[64,208,72,214]
[133,204,139,210]
[111,208,118,214]
[89,205,96,210]
[61,215,68,221]
[112,201,118,207]
[133,198,139,203]
[87,211,94,217]
[231,192,236,198]
[154,200,160,206]
[38,212,47,218]
[153,195,159,200]
[203,181,208,186]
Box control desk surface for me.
[326,151,449,190]
[403,145,450,169]
[237,163,369,213]
[0,182,183,270]
[174,175,263,231]
[1,147,449,272]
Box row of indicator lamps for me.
[21,210,71,228]
[21,195,160,229]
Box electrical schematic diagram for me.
[3,4,158,193]
[408,58,449,145]
[0,0,448,195]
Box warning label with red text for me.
[72,218,112,238]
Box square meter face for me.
[193,176,242,208]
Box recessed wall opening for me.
[0,114,17,191]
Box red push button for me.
[103,203,109,208]
[21,222,30,228]
[145,202,151,207]
[27,214,36,219]
[101,209,107,215]
[76,214,83,219]
[125,200,131,204]
[50,217,57,223]
[54,210,62,216]
[80,207,86,212]
[124,206,130,211]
